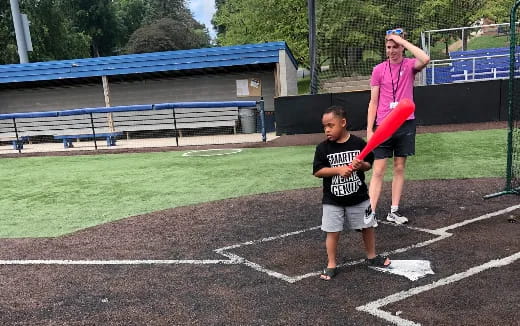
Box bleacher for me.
[426,46,520,85]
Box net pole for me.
[484,0,520,198]
[308,0,318,94]
[504,1,519,192]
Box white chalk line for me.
[1,205,515,326]
[182,148,242,157]
[215,226,321,251]
[216,251,296,283]
[214,226,322,283]
[356,251,520,326]
[1,204,518,286]
[215,223,448,283]
[214,204,520,283]
[438,203,520,232]
[0,259,241,265]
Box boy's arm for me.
[315,159,370,178]
[350,158,371,172]
[314,165,353,178]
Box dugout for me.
[0,42,298,132]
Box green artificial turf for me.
[399,129,507,180]
[0,128,507,238]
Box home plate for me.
[369,260,434,281]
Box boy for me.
[313,105,390,281]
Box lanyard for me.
[388,59,404,103]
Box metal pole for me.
[258,98,266,142]
[461,28,465,51]
[421,32,427,85]
[9,0,29,63]
[172,107,179,147]
[12,118,21,154]
[505,0,520,191]
[472,58,476,80]
[484,0,520,198]
[428,32,431,58]
[89,113,98,150]
[308,0,318,94]
[431,61,435,85]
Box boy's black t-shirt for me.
[313,135,374,206]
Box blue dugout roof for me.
[0,41,298,84]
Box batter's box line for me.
[1,205,517,275]
[356,251,520,326]
[214,204,520,283]
[0,259,242,265]
[214,226,446,284]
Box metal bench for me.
[0,119,34,149]
[54,132,123,148]
[112,107,239,138]
[0,113,118,150]
[0,135,30,150]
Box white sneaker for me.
[386,211,409,224]
[371,213,378,228]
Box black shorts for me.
[373,119,416,159]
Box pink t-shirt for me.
[370,58,417,125]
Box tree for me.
[124,17,210,53]
[316,0,388,75]
[213,0,309,66]
[123,0,211,54]
[418,0,487,54]
[474,0,516,23]
[0,1,21,64]
[213,0,227,35]
[24,0,91,61]
[0,0,210,63]
[114,0,149,53]
[144,0,192,24]
[0,0,91,64]
[60,0,120,57]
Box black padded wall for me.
[275,79,507,135]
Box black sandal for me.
[366,255,391,268]
[319,267,337,280]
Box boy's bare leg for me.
[369,158,387,212]
[325,232,340,268]
[362,227,390,265]
[361,227,376,259]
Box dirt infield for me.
[0,178,518,325]
[0,121,518,325]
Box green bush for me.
[298,77,310,94]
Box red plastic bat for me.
[349,98,415,167]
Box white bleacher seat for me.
[112,107,239,138]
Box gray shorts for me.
[321,200,376,232]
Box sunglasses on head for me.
[386,28,404,35]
